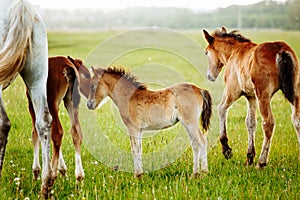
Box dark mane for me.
[213,30,251,43]
[105,66,147,90]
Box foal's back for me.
[131,83,205,130]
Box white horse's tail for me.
[0,0,34,85]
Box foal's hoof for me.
[255,163,267,170]
[191,171,208,179]
[245,153,255,166]
[32,168,41,180]
[223,148,233,160]
[134,173,144,178]
[76,175,85,182]
[59,169,67,177]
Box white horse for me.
[0,0,53,198]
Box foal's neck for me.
[104,73,140,106]
[222,40,256,64]
[79,75,90,98]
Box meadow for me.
[0,29,300,199]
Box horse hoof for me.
[134,173,144,178]
[40,183,54,200]
[76,175,85,182]
[191,170,208,179]
[255,163,267,169]
[59,169,67,177]
[32,168,41,180]
[223,148,233,159]
[246,153,255,166]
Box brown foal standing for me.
[27,56,91,181]
[203,27,300,168]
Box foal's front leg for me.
[245,96,257,165]
[218,88,241,159]
[128,128,143,178]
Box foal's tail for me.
[277,51,296,104]
[0,0,34,85]
[201,89,212,132]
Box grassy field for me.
[0,29,300,199]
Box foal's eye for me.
[91,84,96,91]
[205,50,208,55]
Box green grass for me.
[1,29,300,199]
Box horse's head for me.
[87,67,107,110]
[203,27,226,82]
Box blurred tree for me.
[287,0,300,29]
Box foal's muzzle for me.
[87,99,96,110]
[207,71,216,82]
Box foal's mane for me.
[105,66,147,90]
[213,30,251,43]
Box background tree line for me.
[40,0,300,30]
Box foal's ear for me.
[203,30,214,45]
[67,56,75,63]
[221,26,227,33]
[91,66,96,75]
[91,66,100,78]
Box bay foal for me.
[203,27,300,168]
[27,56,90,181]
[87,66,212,177]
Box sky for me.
[29,0,287,11]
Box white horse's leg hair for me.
[32,129,41,179]
[0,86,11,177]
[20,18,53,194]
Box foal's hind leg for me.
[183,123,208,176]
[256,95,274,168]
[245,96,257,165]
[0,87,11,177]
[291,96,300,161]
[50,108,66,178]
[27,94,41,179]
[64,83,84,181]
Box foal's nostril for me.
[207,72,216,82]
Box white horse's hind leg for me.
[20,18,54,197]
[0,87,11,177]
[32,129,41,179]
